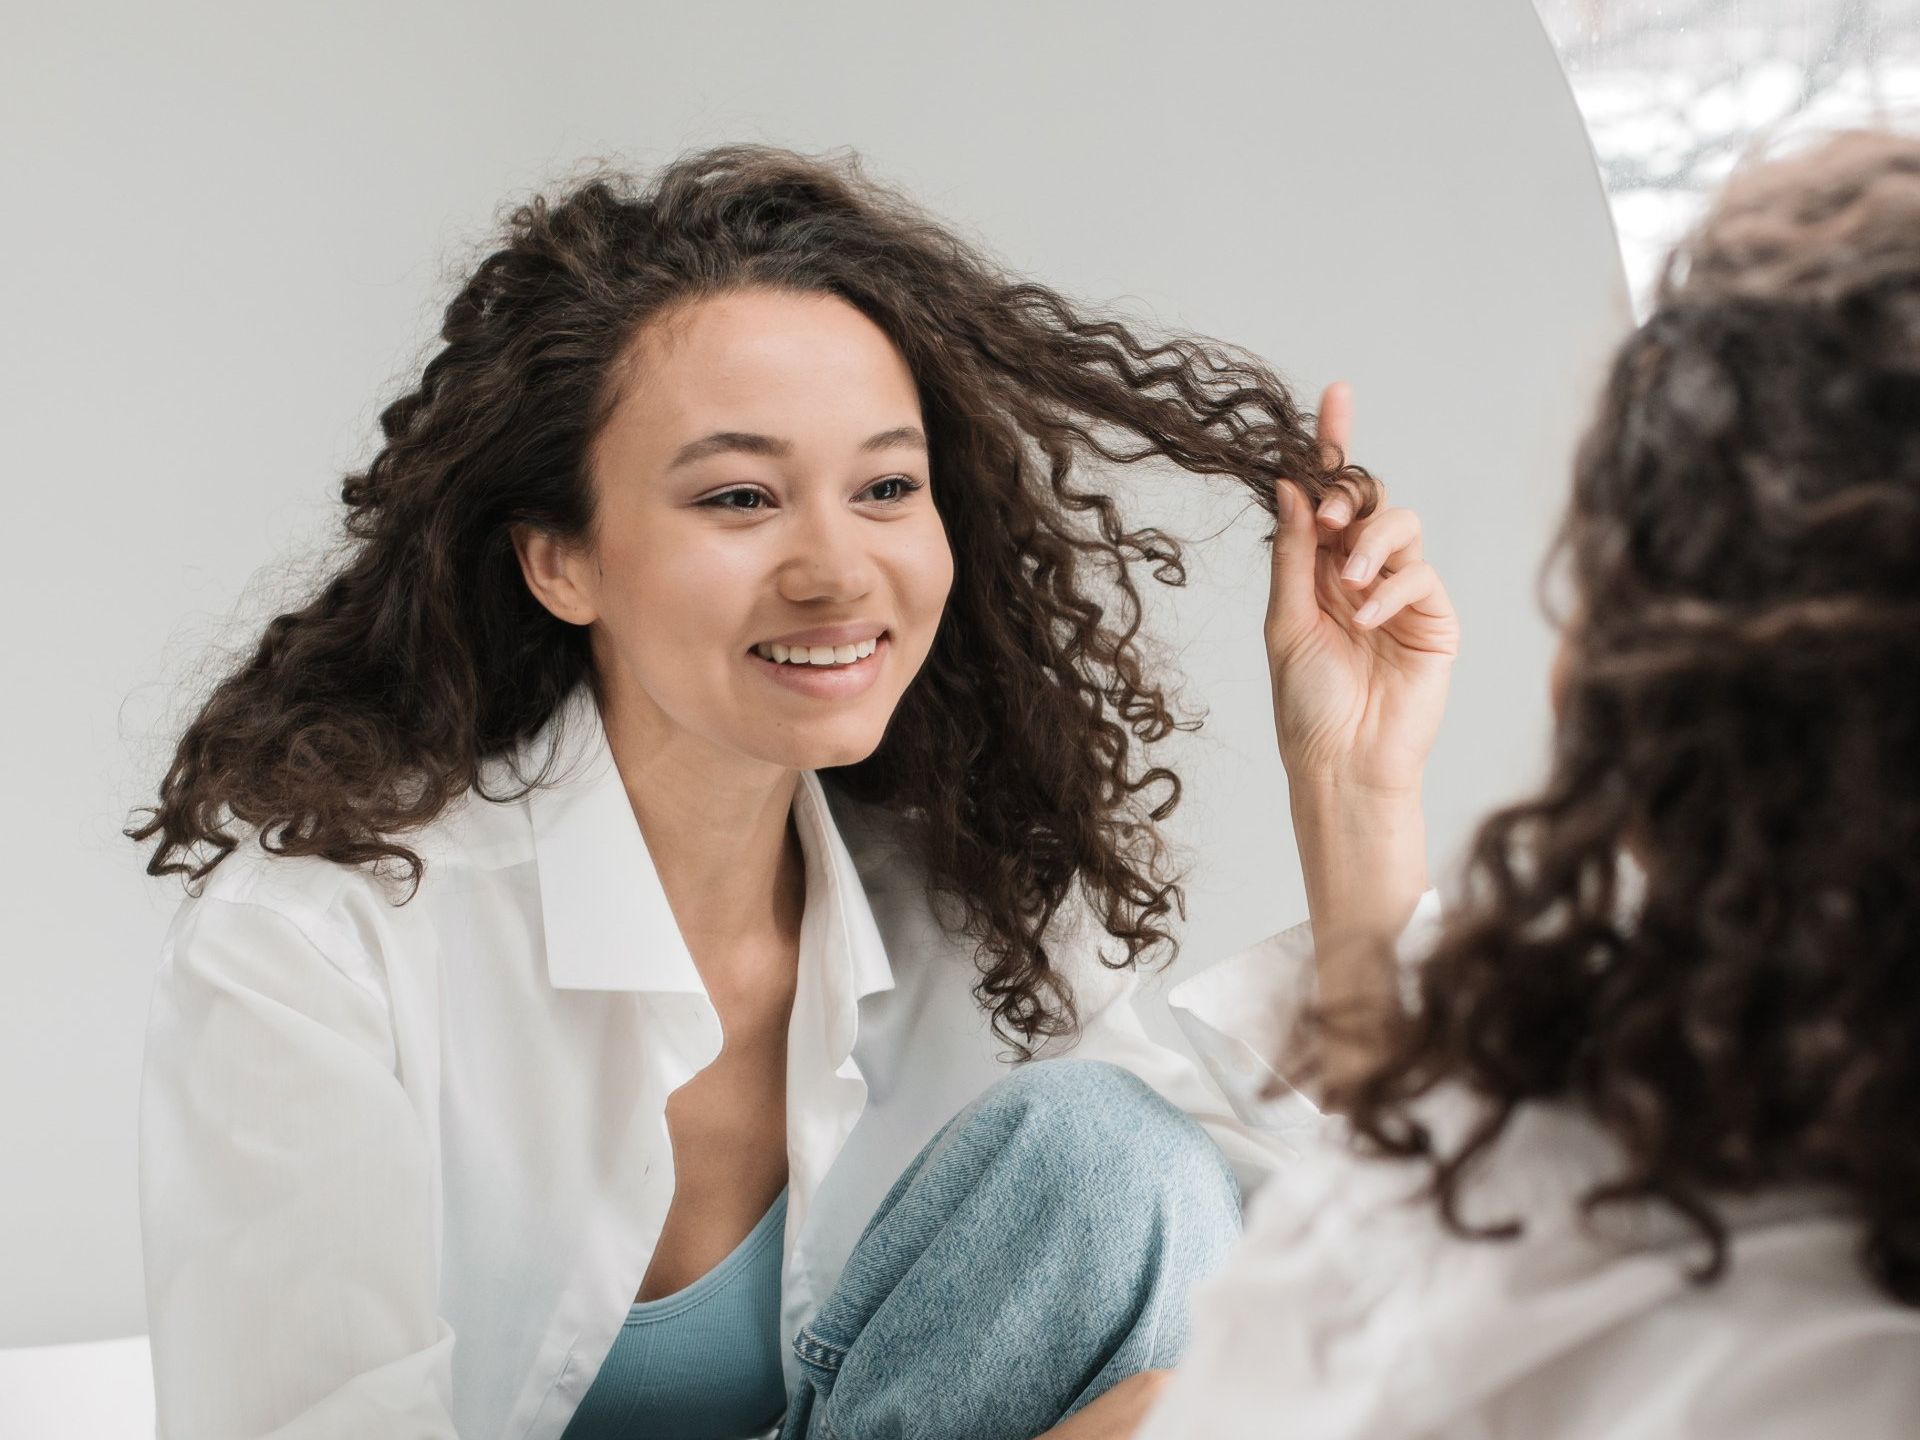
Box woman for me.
[129,145,1455,1440]
[1134,130,1920,1439]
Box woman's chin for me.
[748,720,890,774]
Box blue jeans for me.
[778,1059,1243,1440]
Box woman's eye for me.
[700,477,922,511]
[867,475,925,503]
[702,488,766,511]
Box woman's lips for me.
[747,632,888,698]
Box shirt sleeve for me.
[138,894,460,1440]
[1164,889,1446,1130]
[1043,941,1301,1191]
[1046,889,1444,1193]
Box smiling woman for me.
[123,144,1415,1440]
[129,145,1370,1056]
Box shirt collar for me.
[519,679,895,1004]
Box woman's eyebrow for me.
[861,425,927,454]
[667,425,927,470]
[668,431,787,469]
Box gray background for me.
[0,0,1627,1381]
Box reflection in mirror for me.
[1535,0,1920,306]
[3,2,1628,1436]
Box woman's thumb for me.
[1265,478,1319,642]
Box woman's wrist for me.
[1286,771,1429,951]
[1282,774,1429,1099]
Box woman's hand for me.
[1264,382,1460,797]
[1033,1371,1170,1440]
[1263,383,1458,1073]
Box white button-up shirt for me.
[138,679,1305,1440]
[1138,921,1920,1440]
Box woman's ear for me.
[511,523,599,627]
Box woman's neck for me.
[600,693,807,970]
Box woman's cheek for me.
[905,520,957,621]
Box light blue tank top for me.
[561,1189,789,1440]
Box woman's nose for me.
[777,504,879,603]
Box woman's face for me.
[549,286,954,774]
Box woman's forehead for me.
[611,290,923,458]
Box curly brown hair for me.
[1340,130,1920,1303]
[127,143,1370,1053]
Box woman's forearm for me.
[1287,774,1429,1019]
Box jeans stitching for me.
[793,1328,848,1372]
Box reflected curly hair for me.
[1342,130,1920,1303]
[127,143,1370,1053]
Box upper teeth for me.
[754,636,880,666]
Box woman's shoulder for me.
[149,839,404,1052]
[185,828,373,944]
[172,781,528,967]
[1244,1084,1824,1265]
[1249,1086,1914,1351]
[1176,1087,1919,1437]
[1163,1106,1919,1440]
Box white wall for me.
[0,0,1628,1360]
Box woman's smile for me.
[747,630,890,698]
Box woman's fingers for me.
[1277,384,1439,641]
[1337,505,1424,587]
[1351,559,1451,630]
[1316,491,1357,531]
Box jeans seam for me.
[793,1328,848,1373]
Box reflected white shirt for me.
[137,679,1305,1440]
[1139,911,1920,1439]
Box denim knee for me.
[965,1058,1241,1224]
[780,1059,1242,1440]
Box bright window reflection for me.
[1535,0,1920,310]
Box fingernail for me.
[1319,499,1351,528]
[1342,552,1373,584]
[1354,600,1381,626]
[1276,479,1295,523]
